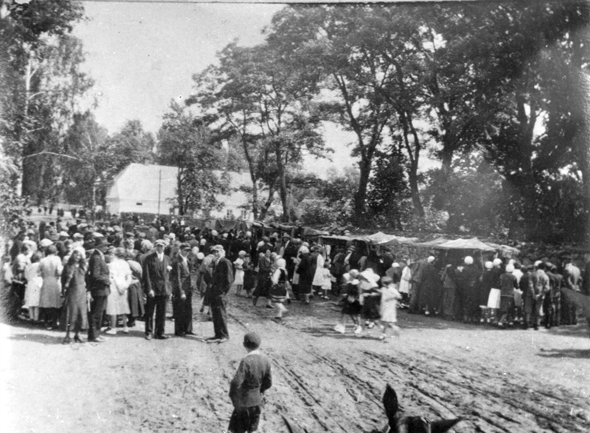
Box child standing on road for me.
[228,332,272,433]
[376,276,401,340]
[334,270,362,334]
[320,260,334,300]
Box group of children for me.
[334,268,401,341]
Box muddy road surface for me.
[2,294,590,433]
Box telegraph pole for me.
[157,169,162,215]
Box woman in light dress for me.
[38,245,63,329]
[376,276,401,340]
[105,248,132,335]
[311,245,325,296]
[233,250,246,296]
[24,252,44,322]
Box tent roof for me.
[409,237,449,248]
[434,237,497,251]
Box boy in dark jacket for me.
[228,332,272,433]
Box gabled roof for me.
[107,163,252,203]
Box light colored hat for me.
[59,231,68,238]
[464,256,474,265]
[73,233,84,239]
[349,269,359,278]
[506,264,515,273]
[485,261,493,269]
[534,260,542,267]
[360,269,379,283]
[196,252,205,260]
[238,250,246,257]
[493,258,502,266]
[155,239,166,246]
[211,230,218,236]
[200,239,207,245]
[39,238,53,247]
[277,258,286,268]
[141,240,153,250]
[391,262,400,268]
[299,246,309,254]
[211,244,224,252]
[427,256,435,263]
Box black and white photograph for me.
[1,0,590,432]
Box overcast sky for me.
[72,2,359,176]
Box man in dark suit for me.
[205,245,233,343]
[142,239,171,340]
[228,332,272,433]
[87,238,111,343]
[171,243,194,336]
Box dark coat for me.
[142,251,171,296]
[229,351,272,408]
[87,250,110,296]
[209,257,233,298]
[171,255,192,297]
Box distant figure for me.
[228,332,272,433]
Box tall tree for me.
[61,111,110,216]
[157,102,228,216]
[188,41,324,221]
[267,5,392,225]
[0,0,89,200]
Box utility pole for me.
[157,169,162,215]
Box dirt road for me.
[2,294,590,433]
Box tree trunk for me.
[354,159,371,226]
[258,182,277,221]
[275,145,289,222]
[20,54,35,198]
[176,170,184,216]
[569,69,590,245]
[404,112,425,218]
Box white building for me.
[105,163,254,220]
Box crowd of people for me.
[2,214,587,346]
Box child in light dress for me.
[376,276,401,340]
[233,250,246,296]
[320,260,334,300]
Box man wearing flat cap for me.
[142,239,172,340]
[87,237,111,343]
[171,243,194,336]
[205,245,233,343]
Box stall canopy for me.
[434,237,496,251]
[367,232,419,246]
[409,237,449,248]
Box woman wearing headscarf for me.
[270,258,289,321]
[456,256,482,323]
[38,245,63,329]
[295,246,313,304]
[358,269,381,334]
[61,248,89,344]
[311,246,325,297]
